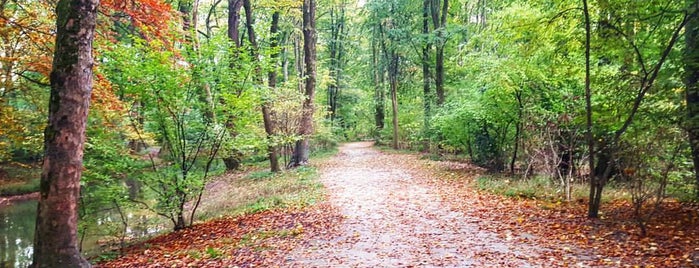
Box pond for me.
[0,199,168,267]
[0,199,36,268]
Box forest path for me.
[288,142,548,267]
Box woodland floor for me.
[99,142,699,267]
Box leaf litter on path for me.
[287,142,574,267]
[100,142,699,267]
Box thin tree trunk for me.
[32,0,98,267]
[431,0,448,106]
[390,63,399,150]
[371,34,385,131]
[510,90,523,174]
[242,0,280,172]
[685,0,699,199]
[266,11,281,172]
[290,0,316,167]
[422,0,432,152]
[379,24,400,150]
[582,0,597,218]
[223,0,243,170]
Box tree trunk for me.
[227,0,243,48]
[431,0,448,106]
[422,0,432,152]
[222,0,244,170]
[510,90,523,174]
[371,34,385,131]
[32,0,98,267]
[390,63,399,150]
[685,0,699,199]
[326,2,346,124]
[242,0,280,172]
[290,0,316,167]
[266,10,281,172]
[582,0,598,218]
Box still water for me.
[0,200,36,268]
[0,199,167,268]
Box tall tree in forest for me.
[582,0,595,218]
[686,0,699,199]
[289,0,316,167]
[326,0,347,124]
[422,0,432,151]
[228,0,243,48]
[430,0,448,106]
[585,1,688,217]
[267,10,282,172]
[369,11,385,133]
[221,0,243,170]
[379,20,400,150]
[31,0,98,266]
[242,0,281,172]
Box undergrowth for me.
[195,152,334,220]
[475,174,630,202]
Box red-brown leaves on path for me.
[97,142,699,267]
[431,161,699,267]
[97,204,342,268]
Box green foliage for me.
[205,246,223,259]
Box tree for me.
[241,0,281,172]
[685,0,699,199]
[326,0,348,125]
[430,0,448,106]
[585,1,688,217]
[422,0,432,151]
[267,10,283,172]
[289,0,316,167]
[31,0,98,266]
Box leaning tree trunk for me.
[32,0,98,267]
[685,0,699,199]
[289,0,316,167]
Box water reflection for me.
[0,199,168,267]
[0,200,36,268]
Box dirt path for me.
[288,142,549,267]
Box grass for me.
[0,163,41,197]
[475,174,631,202]
[195,157,331,220]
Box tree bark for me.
[266,10,281,172]
[327,2,346,124]
[228,0,243,48]
[390,57,399,150]
[290,0,316,167]
[422,0,432,152]
[222,0,244,170]
[431,0,448,106]
[32,0,98,267]
[685,0,699,199]
[378,21,400,150]
[582,0,598,218]
[242,0,280,172]
[371,32,385,131]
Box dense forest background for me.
[2,0,699,256]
